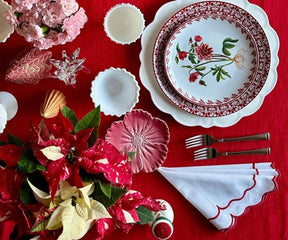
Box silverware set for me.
[185,133,270,161]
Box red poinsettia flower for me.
[108,190,163,233]
[80,139,132,187]
[195,42,213,61]
[0,144,42,236]
[30,112,93,199]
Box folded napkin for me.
[157,162,279,231]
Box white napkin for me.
[157,162,279,231]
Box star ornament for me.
[50,48,89,85]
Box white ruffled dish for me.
[0,0,14,43]
[139,0,279,127]
[104,3,145,44]
[90,67,140,117]
[0,104,7,134]
[0,91,18,120]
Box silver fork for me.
[194,147,271,161]
[185,132,270,149]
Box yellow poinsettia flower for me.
[28,180,111,240]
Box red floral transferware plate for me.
[153,1,270,117]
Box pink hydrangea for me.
[60,0,79,16]
[62,7,88,42]
[6,0,88,49]
[41,2,66,28]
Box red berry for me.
[153,222,173,239]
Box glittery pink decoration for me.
[6,48,52,84]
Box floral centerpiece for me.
[0,106,163,239]
[4,0,88,49]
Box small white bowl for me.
[0,104,7,134]
[104,3,145,44]
[0,0,14,43]
[0,91,18,120]
[90,67,140,117]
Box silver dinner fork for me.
[194,147,271,161]
[185,132,270,149]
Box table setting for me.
[0,0,286,240]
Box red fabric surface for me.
[0,0,287,239]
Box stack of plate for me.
[140,0,279,127]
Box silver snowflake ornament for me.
[50,48,89,85]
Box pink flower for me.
[11,0,38,11]
[194,35,202,42]
[4,10,19,25]
[105,109,170,174]
[178,51,188,60]
[42,2,66,28]
[62,7,88,41]
[195,42,213,61]
[20,24,44,42]
[189,72,200,82]
[59,0,79,16]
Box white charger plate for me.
[139,0,279,127]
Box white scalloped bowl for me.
[0,0,14,43]
[104,3,145,44]
[0,91,18,120]
[90,67,140,117]
[0,104,7,134]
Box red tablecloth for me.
[0,0,287,239]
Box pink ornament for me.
[6,48,52,84]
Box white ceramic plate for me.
[164,14,258,107]
[0,0,14,43]
[139,0,279,127]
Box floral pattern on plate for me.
[153,1,270,117]
[105,109,170,174]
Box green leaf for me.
[61,106,78,127]
[223,38,239,43]
[175,56,179,64]
[223,42,235,49]
[176,43,181,53]
[128,152,135,162]
[181,65,192,69]
[216,71,222,82]
[18,149,40,174]
[31,219,49,233]
[195,66,206,71]
[74,106,101,147]
[99,182,112,198]
[188,54,197,64]
[212,68,219,76]
[20,177,37,204]
[222,47,231,56]
[221,68,231,78]
[41,25,49,35]
[136,206,154,224]
[90,183,126,208]
[8,132,24,147]
[14,12,23,18]
[0,141,6,146]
